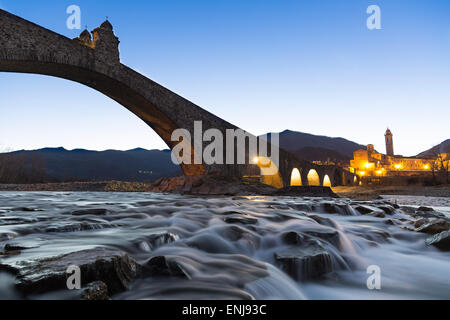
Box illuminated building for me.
[350,129,448,178]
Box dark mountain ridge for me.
[263,130,366,161]
[0,147,181,183]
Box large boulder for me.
[0,247,140,295]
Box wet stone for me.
[0,247,140,295]
[0,232,17,241]
[417,206,434,212]
[321,202,340,214]
[415,219,450,235]
[355,205,374,215]
[223,215,258,225]
[385,219,395,225]
[136,232,179,252]
[282,231,306,245]
[274,243,333,281]
[4,243,34,251]
[305,214,338,228]
[426,230,450,251]
[72,208,108,216]
[302,228,341,247]
[81,281,109,300]
[45,222,113,233]
[378,205,396,215]
[141,256,189,279]
[368,211,386,218]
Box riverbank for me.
[0,181,151,192]
[1,180,448,199]
[333,185,450,200]
[0,176,338,197]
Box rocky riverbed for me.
[0,192,449,300]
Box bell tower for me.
[385,128,394,156]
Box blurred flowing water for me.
[0,192,449,300]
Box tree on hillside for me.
[0,153,46,183]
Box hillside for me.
[0,147,181,183]
[263,130,365,160]
[417,139,450,158]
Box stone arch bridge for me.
[0,10,358,188]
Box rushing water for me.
[0,192,449,300]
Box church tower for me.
[385,128,394,156]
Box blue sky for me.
[1,0,449,156]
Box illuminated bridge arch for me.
[290,168,302,186]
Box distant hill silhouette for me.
[417,139,450,158]
[0,130,373,184]
[263,130,365,161]
[0,147,181,183]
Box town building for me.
[350,129,449,179]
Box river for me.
[0,192,449,300]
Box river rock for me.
[377,205,396,215]
[426,230,450,251]
[417,206,434,212]
[81,281,109,300]
[305,214,339,228]
[412,207,446,219]
[224,214,258,225]
[415,219,450,235]
[414,218,429,228]
[274,243,332,281]
[4,243,34,251]
[355,205,386,216]
[321,202,340,214]
[302,228,341,247]
[136,232,179,252]
[72,208,108,216]
[0,247,140,295]
[141,256,189,279]
[0,232,17,241]
[368,211,386,218]
[282,231,307,245]
[45,222,113,233]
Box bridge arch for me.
[255,156,283,188]
[323,174,332,187]
[290,168,302,186]
[307,169,320,186]
[0,10,252,177]
[1,9,352,188]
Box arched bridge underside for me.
[0,10,358,188]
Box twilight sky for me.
[0,0,449,156]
